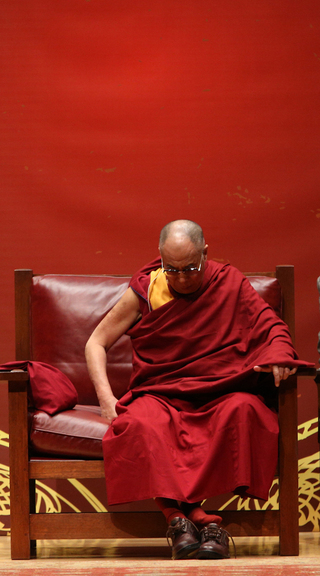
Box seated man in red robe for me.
[85,219,309,560]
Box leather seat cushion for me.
[29,405,108,458]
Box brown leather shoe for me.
[166,517,200,560]
[197,523,235,559]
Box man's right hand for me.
[100,395,118,425]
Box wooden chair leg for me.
[315,373,320,444]
[278,374,299,555]
[9,380,31,559]
[30,479,37,553]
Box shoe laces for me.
[201,523,237,558]
[166,517,198,546]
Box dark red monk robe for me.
[102,258,313,505]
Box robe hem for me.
[106,484,271,507]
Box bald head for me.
[159,220,205,252]
[159,220,207,294]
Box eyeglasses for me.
[161,253,203,277]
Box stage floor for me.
[1,533,320,575]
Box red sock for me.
[181,502,222,529]
[154,497,186,525]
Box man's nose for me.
[177,272,188,282]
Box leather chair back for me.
[29,272,282,405]
[31,275,132,404]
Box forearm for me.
[85,340,118,422]
[85,287,141,422]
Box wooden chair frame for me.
[0,266,317,559]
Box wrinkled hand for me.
[253,365,297,387]
[100,396,118,425]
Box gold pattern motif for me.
[0,419,319,533]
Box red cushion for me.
[0,361,78,415]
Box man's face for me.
[160,237,208,295]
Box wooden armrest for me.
[296,366,318,378]
[314,368,320,383]
[0,370,29,381]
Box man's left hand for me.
[253,365,297,387]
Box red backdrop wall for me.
[1,0,319,531]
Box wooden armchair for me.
[1,266,317,560]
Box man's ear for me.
[203,244,208,260]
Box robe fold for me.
[102,258,313,505]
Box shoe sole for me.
[197,550,230,559]
[173,542,200,560]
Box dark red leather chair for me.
[1,267,316,559]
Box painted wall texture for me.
[1,1,320,532]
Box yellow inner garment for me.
[149,268,174,310]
